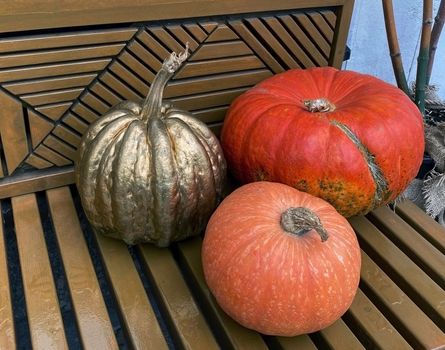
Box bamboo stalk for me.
[426,0,445,84]
[415,0,433,115]
[382,0,409,95]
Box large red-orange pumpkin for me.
[221,67,424,217]
[202,181,361,336]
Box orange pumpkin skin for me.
[221,67,424,217]
[202,181,361,336]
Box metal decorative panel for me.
[0,9,336,177]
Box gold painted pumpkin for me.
[75,47,227,247]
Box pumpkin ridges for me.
[94,130,126,234]
[168,113,226,198]
[166,117,217,241]
[110,121,152,244]
[77,116,134,224]
[147,116,180,247]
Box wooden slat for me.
[0,92,29,174]
[118,51,156,83]
[208,122,223,137]
[166,25,199,50]
[199,22,218,34]
[109,62,150,97]
[127,41,162,73]
[36,102,72,121]
[100,72,142,101]
[94,234,169,350]
[349,216,445,327]
[175,56,264,79]
[82,93,111,115]
[35,144,71,167]
[28,110,54,147]
[21,88,83,106]
[43,135,77,162]
[292,13,331,58]
[164,69,273,98]
[190,41,253,61]
[0,211,15,349]
[149,27,184,53]
[11,194,68,349]
[360,251,445,349]
[276,335,318,350]
[395,200,445,254]
[64,113,90,134]
[0,28,137,53]
[0,1,347,33]
[71,104,100,124]
[307,12,335,43]
[320,10,337,29]
[137,30,171,61]
[46,186,119,349]
[53,125,82,148]
[4,74,96,95]
[347,289,412,349]
[138,244,219,349]
[192,106,229,124]
[0,59,111,83]
[319,319,365,350]
[263,17,316,68]
[171,88,247,112]
[279,14,327,66]
[246,17,301,69]
[229,20,285,73]
[0,44,124,69]
[90,81,123,107]
[369,206,445,288]
[25,154,53,169]
[183,23,208,42]
[206,24,239,42]
[176,238,269,349]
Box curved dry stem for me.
[426,0,445,84]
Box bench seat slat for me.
[176,237,269,349]
[347,289,412,350]
[276,334,318,350]
[46,187,119,350]
[360,250,445,349]
[319,319,365,350]
[11,194,68,350]
[395,200,445,255]
[0,210,15,349]
[369,206,445,288]
[349,215,445,329]
[138,244,220,350]
[94,232,169,350]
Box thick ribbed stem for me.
[280,207,329,242]
[141,44,189,122]
[303,98,336,113]
[426,0,445,84]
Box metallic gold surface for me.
[75,47,226,246]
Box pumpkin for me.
[202,181,361,336]
[221,67,424,217]
[75,46,226,247]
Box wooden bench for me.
[0,185,444,349]
[1,1,444,349]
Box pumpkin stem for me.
[280,207,329,242]
[140,43,190,122]
[303,98,335,113]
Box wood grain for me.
[11,194,68,350]
[47,186,119,350]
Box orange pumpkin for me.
[221,67,424,217]
[202,181,361,336]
